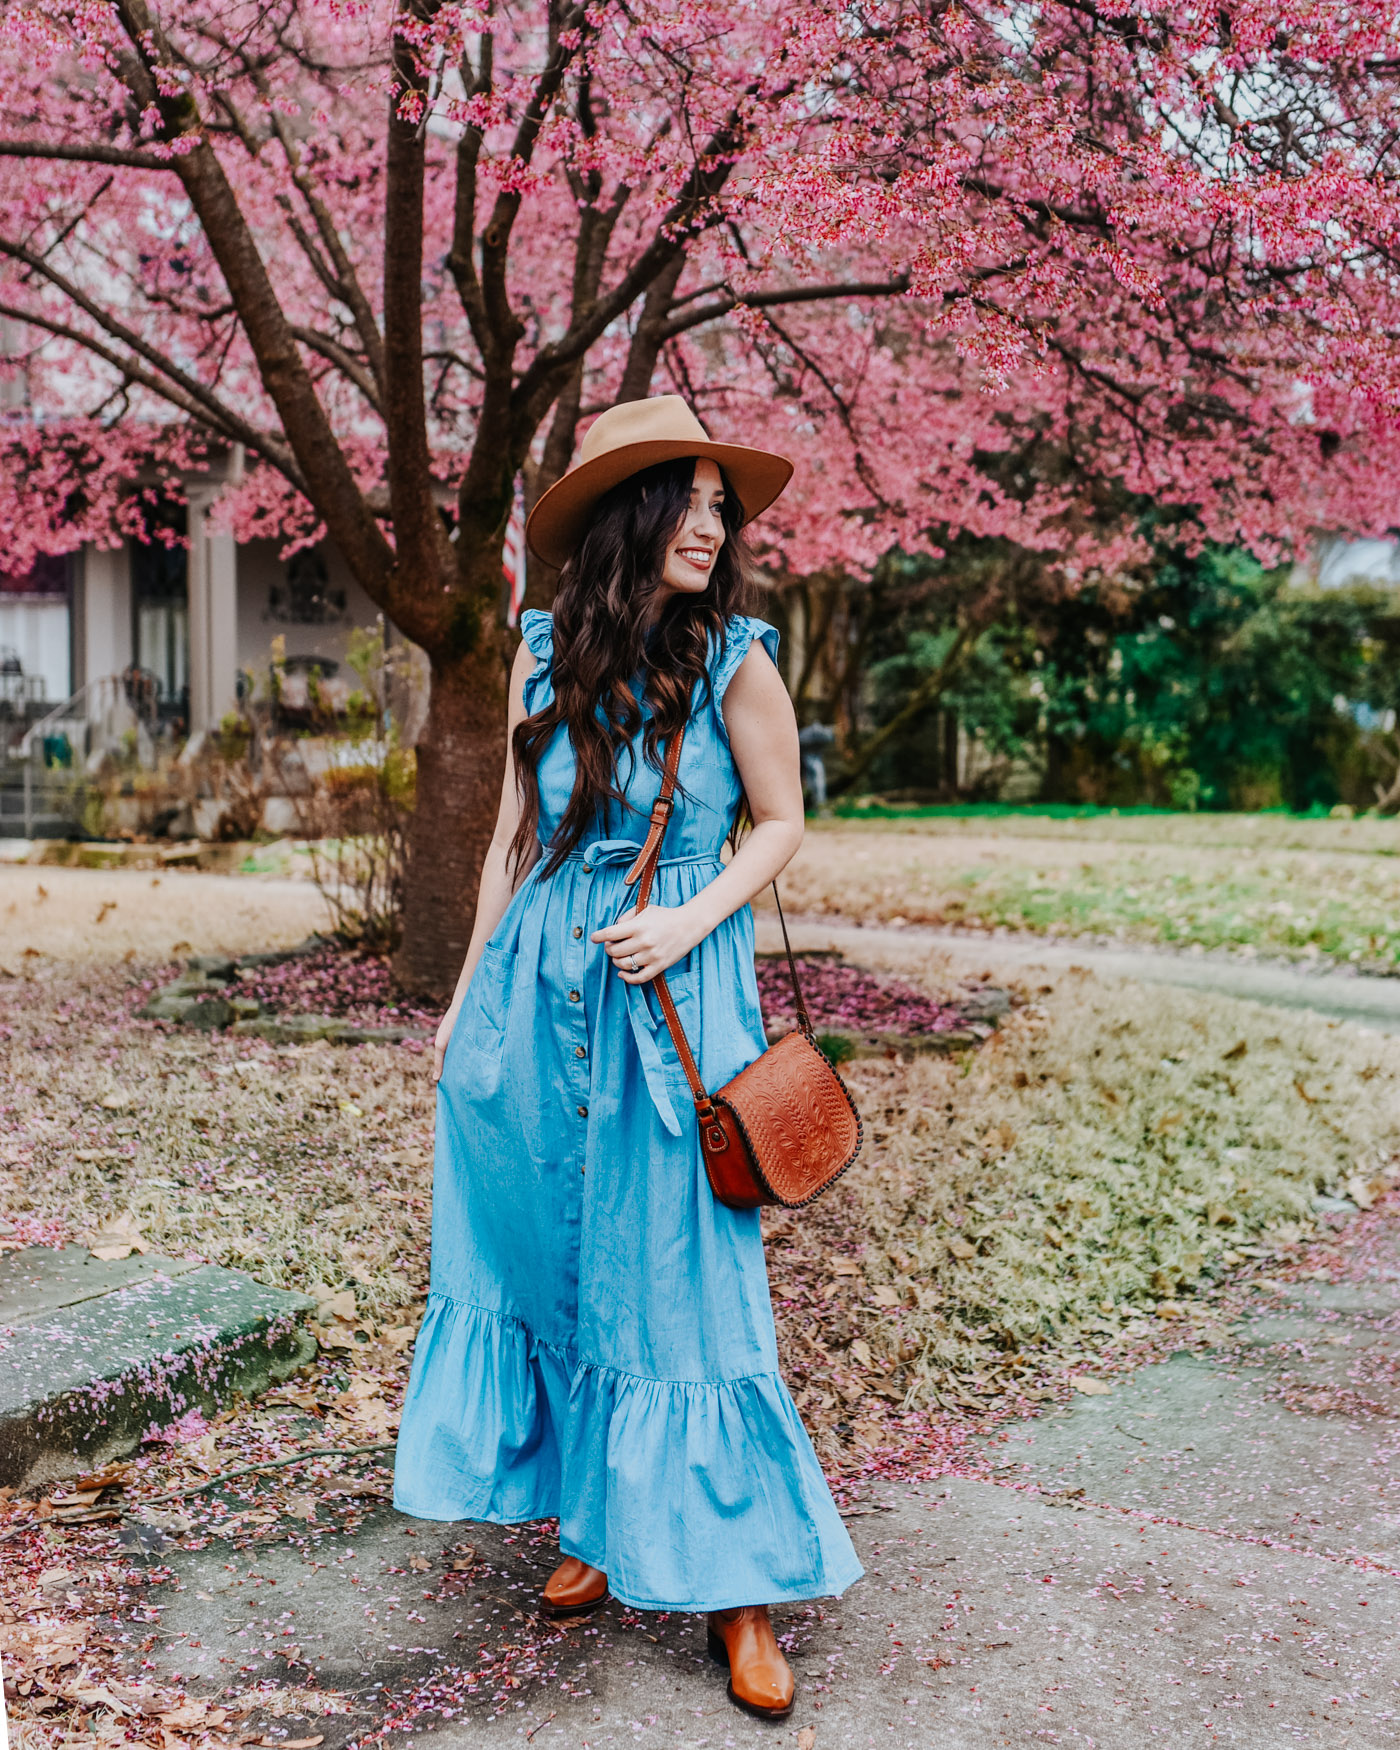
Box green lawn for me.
[783,814,1400,965]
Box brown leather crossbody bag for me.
[619,727,863,1210]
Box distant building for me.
[0,463,386,737]
[1295,535,1400,591]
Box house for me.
[2,458,389,742]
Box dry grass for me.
[782,825,1400,964]
[5,916,1398,1442]
[0,866,331,964]
[825,807,1400,854]
[824,949,1400,1402]
[4,867,1399,1744]
[0,959,433,1322]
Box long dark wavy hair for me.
[509,456,757,879]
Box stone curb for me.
[0,1256,317,1490]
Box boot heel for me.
[706,1625,730,1667]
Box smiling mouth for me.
[676,548,713,568]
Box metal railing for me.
[6,673,159,838]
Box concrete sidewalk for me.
[127,1241,1400,1747]
[757,913,1400,1033]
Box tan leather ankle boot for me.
[540,1555,609,1618]
[706,1605,795,1719]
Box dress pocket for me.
[445,941,518,1096]
[646,948,702,1082]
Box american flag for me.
[503,472,527,628]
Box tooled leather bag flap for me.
[624,724,864,1209]
[718,1030,863,1206]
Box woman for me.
[394,395,863,1720]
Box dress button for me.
[572,926,583,939]
[568,989,580,1002]
[575,1045,587,1059]
[577,1104,588,1118]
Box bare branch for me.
[0,297,303,485]
[107,0,397,603]
[0,235,289,458]
[290,325,384,413]
[0,139,168,171]
[382,4,453,584]
[659,276,913,342]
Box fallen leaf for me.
[1221,1040,1248,1061]
[318,1289,358,1321]
[75,1463,132,1493]
[262,1737,323,1748]
[870,1284,901,1307]
[1344,1174,1376,1211]
[797,1730,816,1750]
[947,1237,977,1261]
[64,1684,134,1716]
[285,1494,318,1522]
[161,1704,210,1727]
[409,1554,430,1571]
[1294,1079,1317,1105]
[829,1259,861,1276]
[85,1211,148,1259]
[1069,1376,1112,1396]
[99,1092,131,1110]
[849,1338,873,1368]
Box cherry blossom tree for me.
[0,1,1398,991]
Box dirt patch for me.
[0,866,331,964]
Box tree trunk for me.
[393,643,511,1000]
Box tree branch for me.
[658,276,912,342]
[0,297,303,485]
[447,30,493,351]
[0,236,298,468]
[108,0,397,605]
[383,3,453,589]
[511,101,753,423]
[0,139,168,171]
[476,3,589,359]
[290,325,384,413]
[833,623,978,795]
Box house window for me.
[267,549,347,624]
[0,553,69,597]
[130,506,189,724]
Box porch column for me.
[77,543,131,688]
[186,488,240,734]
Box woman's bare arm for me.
[434,639,542,1079]
[591,641,803,984]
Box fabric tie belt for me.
[561,838,721,1137]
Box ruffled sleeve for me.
[518,609,554,714]
[711,614,781,745]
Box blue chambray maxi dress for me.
[393,611,863,1612]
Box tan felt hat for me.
[524,395,794,569]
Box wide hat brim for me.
[525,435,794,569]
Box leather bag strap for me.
[621,729,814,1117]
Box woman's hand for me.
[433,1003,461,1082]
[591,902,704,985]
